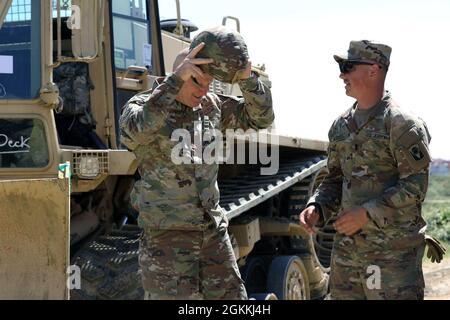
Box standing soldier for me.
[120,27,274,300]
[299,40,434,299]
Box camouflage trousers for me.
[139,221,248,300]
[329,235,425,300]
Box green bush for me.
[423,202,450,243]
[426,175,450,201]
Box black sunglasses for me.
[339,61,375,74]
[191,76,201,86]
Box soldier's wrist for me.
[309,203,322,215]
[238,71,258,91]
[308,203,324,226]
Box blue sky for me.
[159,0,450,159]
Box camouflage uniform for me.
[119,31,274,299]
[309,41,431,300]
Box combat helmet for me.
[190,26,249,84]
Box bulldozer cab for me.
[0,1,67,299]
[0,0,165,299]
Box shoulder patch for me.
[396,126,431,171]
[409,144,426,161]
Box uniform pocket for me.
[139,230,201,299]
[362,132,390,155]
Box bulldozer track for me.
[71,156,328,300]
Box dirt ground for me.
[424,258,450,300]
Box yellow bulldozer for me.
[0,0,337,300]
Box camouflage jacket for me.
[309,92,431,250]
[120,73,274,231]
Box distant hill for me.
[430,159,450,176]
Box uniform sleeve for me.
[119,73,184,150]
[307,123,344,227]
[361,117,431,229]
[219,72,274,131]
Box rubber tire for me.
[266,255,310,300]
[240,256,268,295]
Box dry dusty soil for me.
[424,258,450,300]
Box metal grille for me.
[53,0,72,18]
[72,151,109,177]
[5,0,32,22]
[4,0,72,22]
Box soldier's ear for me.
[371,64,384,78]
[368,65,379,78]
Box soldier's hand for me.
[425,234,447,263]
[174,42,214,82]
[236,61,252,81]
[299,205,320,235]
[334,207,369,236]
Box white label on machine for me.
[143,43,152,68]
[0,55,13,74]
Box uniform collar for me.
[346,91,392,119]
[342,91,392,134]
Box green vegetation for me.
[425,175,450,201]
[423,202,450,243]
[423,175,450,246]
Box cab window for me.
[0,0,41,100]
[0,118,49,168]
[111,0,151,70]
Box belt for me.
[352,232,425,250]
[388,234,425,250]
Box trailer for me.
[0,0,335,300]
